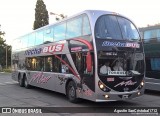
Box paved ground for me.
[0,73,159,116]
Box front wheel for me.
[67,81,79,103]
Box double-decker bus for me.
[139,25,160,91]
[12,10,145,102]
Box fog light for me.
[100,84,104,89]
[138,92,141,95]
[105,95,109,98]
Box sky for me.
[0,0,160,45]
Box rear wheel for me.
[67,81,79,103]
[18,74,24,87]
[24,76,30,89]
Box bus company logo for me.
[102,41,140,48]
[25,48,42,56]
[114,80,137,88]
[43,44,64,53]
[126,43,140,48]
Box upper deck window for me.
[66,16,82,38]
[143,29,160,43]
[95,15,140,41]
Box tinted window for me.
[95,15,122,39]
[95,15,140,41]
[21,36,28,48]
[54,23,66,41]
[35,30,44,45]
[118,17,140,40]
[144,29,160,43]
[26,57,43,71]
[44,56,53,72]
[151,58,160,71]
[66,16,82,39]
[83,15,91,35]
[44,26,54,43]
[28,33,35,47]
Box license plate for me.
[122,95,129,99]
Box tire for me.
[24,76,30,89]
[18,74,24,87]
[67,81,79,103]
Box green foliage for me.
[3,67,12,73]
[33,0,49,30]
[0,25,11,68]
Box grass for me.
[1,67,12,73]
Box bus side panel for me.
[145,77,160,91]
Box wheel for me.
[67,81,79,103]
[18,74,24,87]
[24,76,31,89]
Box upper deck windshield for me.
[95,15,140,41]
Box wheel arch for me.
[65,78,77,95]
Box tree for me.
[0,25,11,68]
[33,0,49,30]
[0,25,5,46]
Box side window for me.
[71,52,84,73]
[25,58,32,70]
[28,33,36,47]
[66,16,82,39]
[44,56,53,72]
[21,36,28,48]
[52,55,61,73]
[25,57,44,71]
[44,26,54,43]
[61,55,70,73]
[83,15,91,35]
[35,30,44,45]
[151,58,160,71]
[30,58,37,70]
[54,23,66,41]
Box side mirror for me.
[86,52,92,72]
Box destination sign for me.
[108,71,126,76]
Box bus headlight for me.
[100,84,104,89]
[138,92,141,96]
[140,81,144,86]
[98,81,111,92]
[138,80,145,89]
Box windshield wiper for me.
[130,38,139,41]
[129,70,141,75]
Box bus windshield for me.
[95,15,140,41]
[98,51,144,76]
